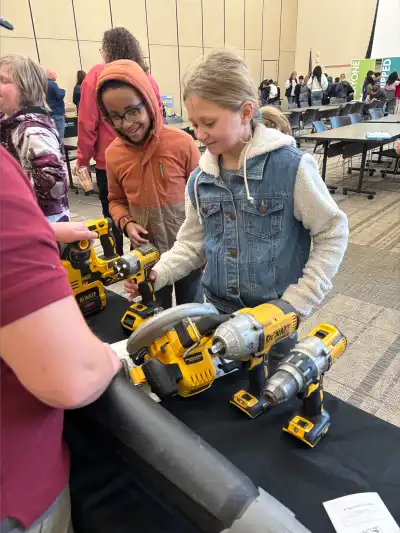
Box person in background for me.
[385,71,400,113]
[96,60,203,310]
[295,75,309,107]
[75,27,163,256]
[330,77,339,97]
[258,78,270,105]
[284,71,297,106]
[0,54,69,221]
[274,81,281,102]
[365,84,387,103]
[46,68,66,142]
[125,50,348,321]
[374,72,381,85]
[324,75,333,103]
[73,69,86,113]
[307,66,328,105]
[339,73,354,101]
[362,70,375,101]
[395,139,400,156]
[385,71,399,93]
[267,79,278,104]
[0,146,121,533]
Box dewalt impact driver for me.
[59,217,160,317]
[210,300,299,418]
[263,323,347,447]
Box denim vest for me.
[187,146,311,314]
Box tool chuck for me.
[113,253,140,279]
[211,314,262,359]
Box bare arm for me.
[1,296,121,409]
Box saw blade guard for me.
[126,303,219,354]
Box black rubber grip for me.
[195,314,231,336]
[100,233,117,259]
[138,280,156,305]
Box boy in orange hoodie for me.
[97,60,203,309]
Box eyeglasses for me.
[105,102,145,128]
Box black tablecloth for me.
[65,291,400,533]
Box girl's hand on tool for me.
[50,222,98,243]
[125,222,149,247]
[124,271,157,301]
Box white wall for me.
[371,0,400,58]
[295,0,377,79]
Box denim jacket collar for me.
[198,123,296,178]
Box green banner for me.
[380,57,400,88]
[349,58,376,100]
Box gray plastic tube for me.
[83,376,311,533]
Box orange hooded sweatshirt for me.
[97,60,200,253]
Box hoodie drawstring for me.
[194,140,256,223]
[242,141,254,204]
[194,170,203,224]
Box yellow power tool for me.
[59,217,159,317]
[129,313,232,399]
[210,300,299,418]
[262,323,347,447]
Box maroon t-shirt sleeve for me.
[0,148,72,327]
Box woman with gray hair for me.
[0,54,69,221]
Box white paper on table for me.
[323,492,399,533]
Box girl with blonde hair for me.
[125,49,348,322]
[0,54,69,221]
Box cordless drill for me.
[210,300,299,418]
[120,279,162,332]
[59,217,160,316]
[262,324,347,447]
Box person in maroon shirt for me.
[0,146,121,532]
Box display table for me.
[64,291,400,533]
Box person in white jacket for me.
[125,50,348,319]
[307,65,328,105]
[284,71,298,106]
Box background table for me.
[64,291,400,533]
[368,114,400,123]
[299,122,400,198]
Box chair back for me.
[348,113,362,124]
[315,108,331,121]
[369,108,384,120]
[351,102,364,115]
[312,120,326,133]
[302,109,318,129]
[288,111,301,130]
[339,103,353,116]
[387,98,396,114]
[331,115,351,128]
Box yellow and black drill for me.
[59,217,160,317]
[210,300,299,418]
[262,324,347,447]
[129,313,231,399]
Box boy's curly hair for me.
[102,27,148,72]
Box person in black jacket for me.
[73,70,86,113]
[46,69,66,142]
